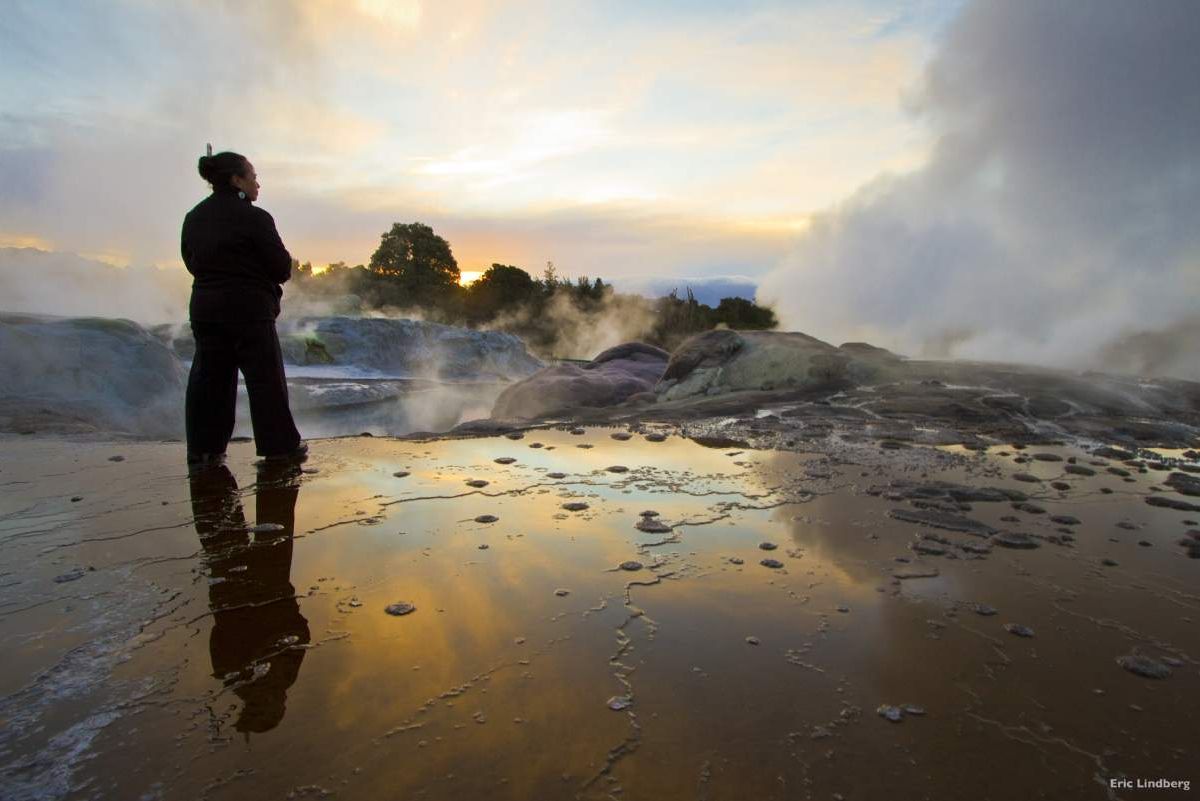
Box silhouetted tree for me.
[367,222,460,306]
[465,263,536,322]
[714,296,777,329]
[540,261,560,296]
[283,231,780,357]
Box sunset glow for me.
[3,1,1195,375]
[0,0,948,291]
[3,6,1200,794]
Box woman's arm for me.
[181,212,196,275]
[249,207,293,284]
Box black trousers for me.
[186,321,301,457]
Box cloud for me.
[757,0,1200,379]
[259,188,795,283]
[0,0,931,277]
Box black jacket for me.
[181,186,292,322]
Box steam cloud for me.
[475,289,655,361]
[758,0,1200,380]
[0,247,188,323]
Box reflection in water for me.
[188,462,310,735]
[8,432,1198,800]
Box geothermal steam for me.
[757,0,1200,380]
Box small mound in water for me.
[385,602,416,616]
[1116,654,1172,679]
[991,531,1039,549]
[1165,472,1200,497]
[877,705,904,723]
[1147,496,1200,512]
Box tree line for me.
[291,221,777,356]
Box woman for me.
[181,149,306,465]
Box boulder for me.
[491,342,669,420]
[0,314,185,436]
[655,330,852,402]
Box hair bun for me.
[197,150,247,188]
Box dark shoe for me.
[264,442,309,463]
[186,451,226,467]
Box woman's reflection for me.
[188,461,310,735]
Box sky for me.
[757,1,1200,376]
[0,0,951,282]
[1,0,1197,377]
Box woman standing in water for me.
[181,149,306,465]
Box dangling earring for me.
[237,190,246,200]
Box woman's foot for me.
[264,442,309,462]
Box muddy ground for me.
[1,410,1197,800]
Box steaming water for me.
[202,316,544,437]
[277,364,417,380]
[0,314,543,438]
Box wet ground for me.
[0,428,1197,800]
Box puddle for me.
[0,430,1196,799]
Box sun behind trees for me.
[291,221,778,357]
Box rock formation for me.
[491,342,669,420]
[0,313,185,436]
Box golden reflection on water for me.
[4,431,1198,800]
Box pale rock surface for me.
[0,314,185,436]
[656,330,902,401]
